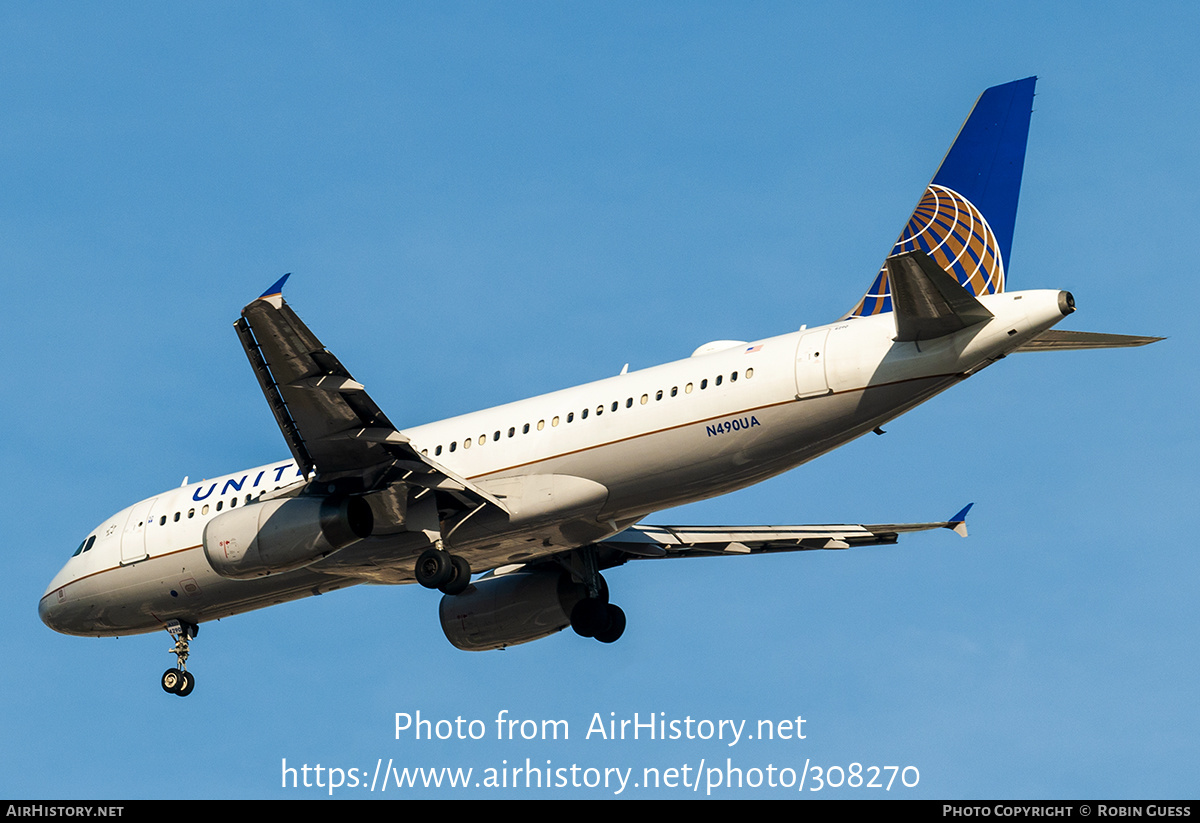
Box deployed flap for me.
[235,276,507,512]
[598,505,971,559]
[887,250,994,342]
[1013,329,1164,352]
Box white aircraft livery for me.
[40,78,1159,696]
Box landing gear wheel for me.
[439,555,472,596]
[595,604,626,644]
[415,548,453,589]
[570,598,610,638]
[163,620,198,697]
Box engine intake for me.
[203,496,373,579]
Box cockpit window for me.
[72,535,96,557]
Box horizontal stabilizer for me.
[887,250,994,342]
[1013,329,1164,352]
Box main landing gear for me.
[161,619,198,697]
[569,575,626,644]
[415,546,472,596]
[565,548,626,644]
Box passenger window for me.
[626,397,633,408]
[450,442,457,452]
[671,387,678,397]
[641,394,648,405]
[230,497,237,508]
[216,501,223,512]
[701,379,708,390]
[435,445,443,456]
[746,368,754,378]
[567,412,574,423]
[478,434,486,446]
[494,431,500,441]
[159,516,167,525]
[188,509,195,518]
[715,375,723,386]
[582,408,589,419]
[596,405,603,416]
[656,390,663,401]
[508,427,515,438]
[174,512,180,522]
[731,371,738,382]
[523,423,530,434]
[611,401,618,412]
[202,505,209,515]
[685,383,693,394]
[463,438,471,449]
[552,416,559,427]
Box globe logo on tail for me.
[851,185,1005,317]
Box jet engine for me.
[203,496,373,579]
[438,570,588,651]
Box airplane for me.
[39,77,1160,697]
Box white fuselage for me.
[39,289,1070,637]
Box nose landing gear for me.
[161,620,199,697]
[161,667,194,696]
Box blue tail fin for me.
[849,77,1037,318]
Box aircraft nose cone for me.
[39,587,87,635]
[38,592,61,631]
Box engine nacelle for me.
[439,570,587,651]
[203,496,373,579]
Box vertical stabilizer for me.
[849,77,1037,318]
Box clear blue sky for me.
[2,2,1195,799]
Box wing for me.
[594,504,973,561]
[234,275,507,515]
